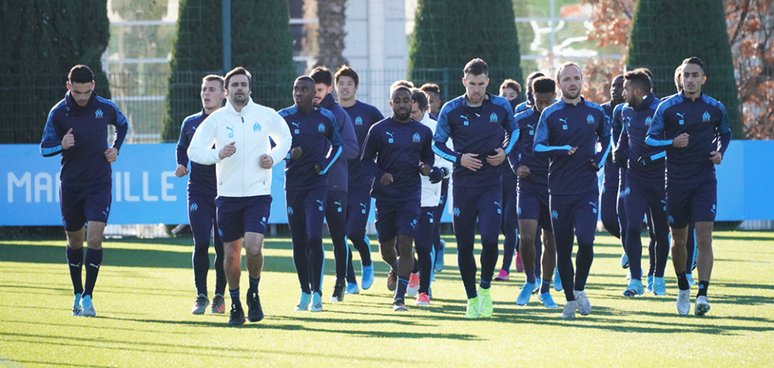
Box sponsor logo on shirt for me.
[360,203,367,214]
[461,115,469,126]
[316,199,324,211]
[453,207,461,217]
[676,112,685,125]
[386,132,394,144]
[287,206,294,215]
[226,126,234,138]
[559,118,568,130]
[190,203,198,211]
[552,210,558,219]
[95,109,103,118]
[292,122,300,134]
[412,133,420,143]
[702,111,710,122]
[355,116,363,125]
[490,112,498,122]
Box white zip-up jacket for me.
[188,97,291,197]
[420,111,453,208]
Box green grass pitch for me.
[1,231,773,367]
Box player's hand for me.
[486,148,506,166]
[419,162,431,176]
[428,167,444,183]
[259,154,274,169]
[314,164,322,174]
[516,165,530,178]
[567,147,578,155]
[104,147,118,163]
[290,147,303,160]
[460,153,482,171]
[62,128,75,150]
[590,159,600,171]
[219,141,236,159]
[673,133,689,148]
[175,164,189,178]
[709,151,723,165]
[380,173,394,186]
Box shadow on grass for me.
[0,331,451,363]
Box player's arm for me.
[613,121,628,168]
[714,102,732,156]
[318,116,343,175]
[594,111,612,168]
[419,130,436,176]
[266,112,293,168]
[533,111,573,158]
[502,102,520,155]
[109,102,129,153]
[360,127,386,179]
[646,104,675,147]
[188,115,222,165]
[175,120,192,177]
[40,108,64,157]
[338,110,360,160]
[432,107,461,163]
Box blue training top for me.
[177,111,218,197]
[343,100,385,187]
[645,92,732,183]
[361,117,434,201]
[616,93,666,182]
[318,93,358,192]
[433,93,519,188]
[40,92,128,188]
[279,105,343,191]
[533,97,611,195]
[509,106,549,191]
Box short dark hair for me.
[463,58,489,77]
[555,62,581,81]
[682,56,705,73]
[391,86,412,99]
[202,74,224,89]
[68,65,94,84]
[309,66,333,86]
[295,76,316,86]
[225,67,251,88]
[410,88,429,112]
[334,65,359,86]
[499,79,522,94]
[624,69,652,94]
[420,83,440,95]
[532,77,556,94]
[525,72,545,92]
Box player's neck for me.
[203,106,219,115]
[562,96,581,105]
[465,95,485,108]
[231,100,247,113]
[682,90,702,101]
[393,115,411,124]
[338,97,356,108]
[297,103,314,114]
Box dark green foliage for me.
[162,0,296,142]
[0,1,112,143]
[408,0,523,104]
[626,0,741,137]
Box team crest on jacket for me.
[489,112,498,122]
[95,109,103,118]
[318,123,325,132]
[586,114,595,124]
[645,117,652,126]
[412,133,420,143]
[702,111,711,122]
[253,122,262,132]
[355,116,363,125]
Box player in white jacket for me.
[188,67,292,326]
[408,88,453,305]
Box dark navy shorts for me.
[374,198,420,242]
[517,187,553,232]
[666,179,717,228]
[216,195,272,242]
[60,184,112,232]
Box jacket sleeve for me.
[40,107,63,157]
[267,111,293,167]
[318,117,343,175]
[107,100,129,152]
[595,111,612,166]
[360,127,385,179]
[433,106,461,163]
[188,115,222,165]
[533,110,572,158]
[337,109,359,160]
